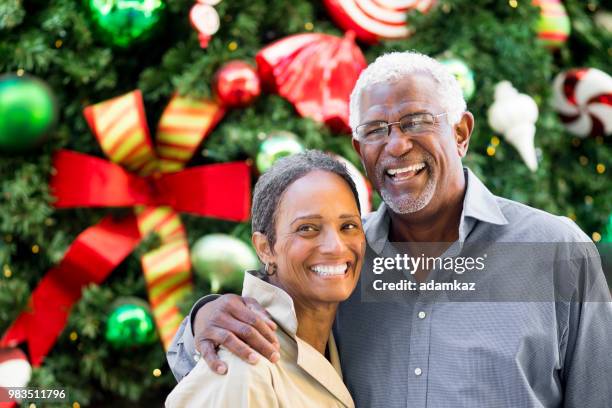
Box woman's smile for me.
[309,261,352,278]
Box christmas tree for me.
[0,0,610,406]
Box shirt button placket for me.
[406,298,432,408]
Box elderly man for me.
[167,52,612,407]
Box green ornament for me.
[439,57,475,101]
[598,215,612,277]
[0,75,57,153]
[256,131,305,173]
[105,298,157,348]
[191,234,259,293]
[87,0,166,48]
[603,215,612,243]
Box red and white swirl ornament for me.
[552,68,612,138]
[323,0,436,43]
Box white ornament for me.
[487,81,539,172]
[190,4,220,36]
[334,155,372,215]
[594,11,612,33]
[0,348,31,396]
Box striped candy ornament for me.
[533,0,571,49]
[85,91,226,347]
[552,68,612,138]
[323,0,436,43]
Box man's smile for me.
[385,162,427,182]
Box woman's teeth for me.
[386,162,426,179]
[311,263,348,276]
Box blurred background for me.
[0,0,610,406]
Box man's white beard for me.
[380,169,436,214]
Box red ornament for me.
[552,68,612,138]
[213,61,261,108]
[323,0,436,44]
[256,31,366,133]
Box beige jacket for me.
[165,272,355,408]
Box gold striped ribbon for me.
[86,90,225,348]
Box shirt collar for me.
[461,167,508,227]
[364,167,508,252]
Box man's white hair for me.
[349,51,467,131]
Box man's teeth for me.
[311,263,348,276]
[387,162,426,176]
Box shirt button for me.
[418,311,426,319]
[414,367,422,376]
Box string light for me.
[55,39,63,48]
[29,404,36,408]
[304,22,314,31]
[486,146,496,156]
[587,2,597,12]
[596,163,606,174]
[69,331,78,341]
[571,138,581,147]
[16,69,24,76]
[584,195,593,205]
[567,212,577,221]
[32,245,40,254]
[228,41,238,51]
[579,156,588,166]
[153,368,162,377]
[509,0,518,8]
[73,402,81,408]
[490,136,500,146]
[592,232,601,242]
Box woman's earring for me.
[265,262,277,276]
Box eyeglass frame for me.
[352,111,452,144]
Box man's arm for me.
[167,296,218,381]
[166,294,280,381]
[560,246,612,407]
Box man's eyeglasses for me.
[353,112,450,144]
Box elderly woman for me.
[166,150,365,408]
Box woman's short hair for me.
[251,149,361,249]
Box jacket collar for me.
[242,272,354,407]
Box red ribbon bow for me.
[2,91,251,365]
